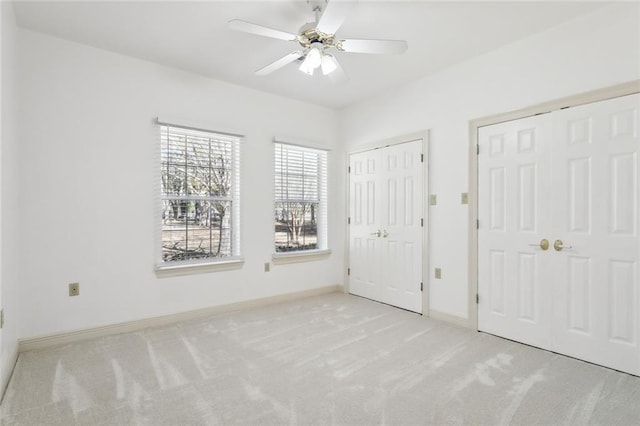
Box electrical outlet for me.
[461,193,469,204]
[264,262,270,272]
[429,194,437,206]
[69,282,79,297]
[435,268,442,279]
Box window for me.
[160,124,240,265]
[274,142,328,253]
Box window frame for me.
[155,119,243,275]
[273,141,330,263]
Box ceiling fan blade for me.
[228,19,297,42]
[340,39,408,54]
[316,0,355,35]
[256,51,304,76]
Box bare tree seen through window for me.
[161,127,238,262]
[274,143,326,252]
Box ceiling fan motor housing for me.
[298,28,341,50]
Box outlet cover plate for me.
[429,194,437,206]
[435,268,442,279]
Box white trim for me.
[468,80,640,331]
[18,285,343,353]
[348,131,428,155]
[273,136,331,152]
[0,345,19,404]
[155,258,245,277]
[156,116,244,139]
[428,309,472,329]
[421,133,430,318]
[272,249,331,265]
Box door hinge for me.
[348,217,351,225]
[0,309,4,329]
[420,153,424,163]
[476,219,479,229]
[476,144,480,155]
[476,294,479,304]
[347,268,351,276]
[421,218,424,227]
[348,166,351,173]
[420,282,423,292]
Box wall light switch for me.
[429,194,437,206]
[461,193,469,204]
[264,262,270,272]
[435,268,442,279]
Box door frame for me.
[345,131,430,315]
[468,80,640,330]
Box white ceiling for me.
[12,1,605,109]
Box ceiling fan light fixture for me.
[321,54,337,75]
[307,45,323,68]
[299,42,323,76]
[299,60,315,76]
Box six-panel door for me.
[349,140,424,313]
[478,93,639,376]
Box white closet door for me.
[380,142,423,313]
[349,149,383,303]
[349,140,424,313]
[551,93,639,375]
[478,93,640,376]
[478,114,554,349]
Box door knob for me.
[528,239,549,250]
[554,240,572,251]
[382,230,388,238]
[371,230,381,237]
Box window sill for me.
[155,258,244,278]
[272,249,331,265]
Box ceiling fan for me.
[228,0,408,80]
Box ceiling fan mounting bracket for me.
[296,28,338,50]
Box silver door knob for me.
[371,230,381,237]
[382,230,388,238]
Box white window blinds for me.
[160,125,241,263]
[274,142,328,252]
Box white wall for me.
[17,29,344,339]
[339,3,640,321]
[10,2,640,343]
[1,1,20,393]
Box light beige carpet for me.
[2,293,639,425]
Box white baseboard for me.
[428,309,473,329]
[0,345,19,404]
[19,285,343,353]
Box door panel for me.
[478,115,553,349]
[566,255,591,334]
[488,250,506,315]
[349,140,424,313]
[551,93,639,375]
[349,150,382,302]
[381,142,423,313]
